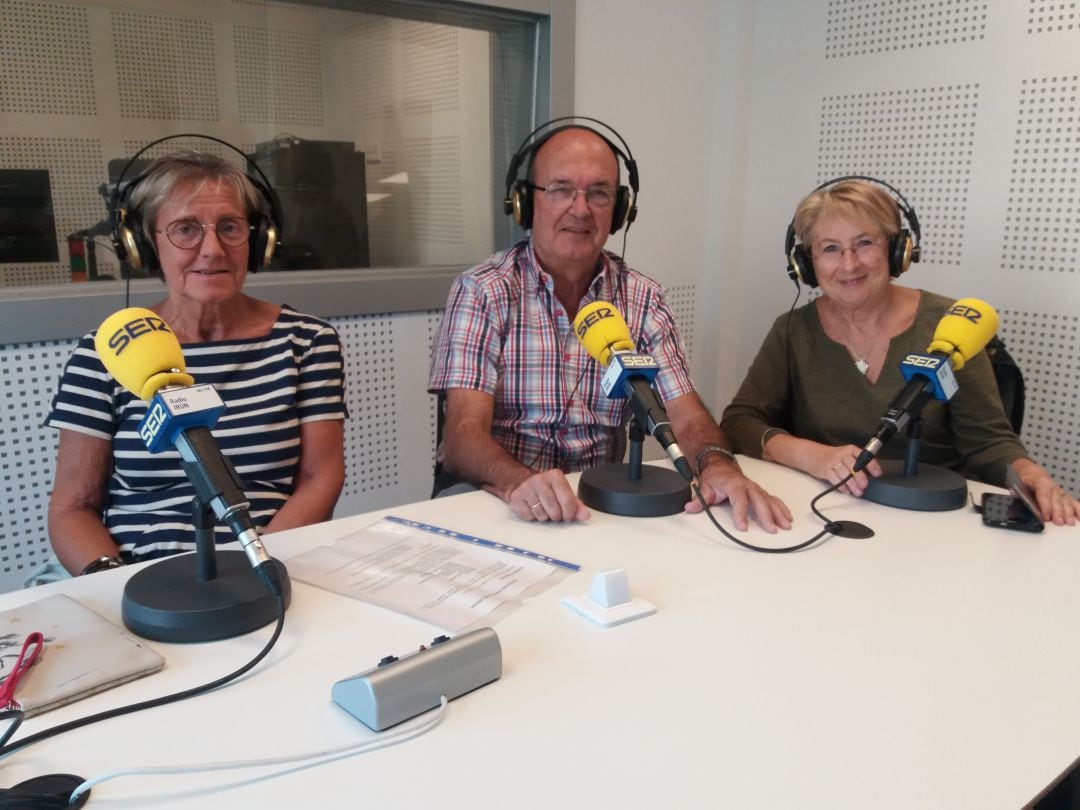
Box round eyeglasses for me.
[155,217,254,250]
[813,237,884,268]
[527,182,615,209]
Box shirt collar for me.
[523,239,620,306]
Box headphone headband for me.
[503,116,639,234]
[110,133,283,276]
[784,175,921,288]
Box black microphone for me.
[852,298,1000,473]
[573,302,693,481]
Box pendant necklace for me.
[849,337,875,376]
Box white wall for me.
[573,0,756,414]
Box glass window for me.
[0,0,549,288]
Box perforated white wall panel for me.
[824,1,988,59]
[1003,75,1080,276]
[0,1,97,115]
[111,10,220,121]
[817,84,978,266]
[998,309,1080,493]
[0,340,75,593]
[740,0,1080,500]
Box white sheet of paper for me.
[288,516,578,631]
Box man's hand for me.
[508,469,591,523]
[685,461,793,533]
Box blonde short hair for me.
[793,179,901,247]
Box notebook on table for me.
[0,593,165,717]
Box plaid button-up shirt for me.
[429,239,695,473]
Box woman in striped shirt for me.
[46,151,347,575]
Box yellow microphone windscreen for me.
[94,308,194,399]
[573,302,635,366]
[926,297,999,371]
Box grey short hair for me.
[127,150,265,243]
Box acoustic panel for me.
[111,9,219,121]
[665,283,697,369]
[1002,75,1080,276]
[998,309,1079,495]
[825,1,988,60]
[0,0,97,116]
[427,310,444,467]
[402,21,460,115]
[404,135,463,244]
[817,84,980,266]
[1027,1,1080,33]
[0,339,76,593]
[234,25,325,126]
[335,313,400,498]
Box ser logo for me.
[945,304,982,324]
[618,354,658,368]
[903,354,944,369]
[575,306,614,340]
[139,401,167,446]
[107,316,173,356]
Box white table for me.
[1,459,1076,809]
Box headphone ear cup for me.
[609,185,632,234]
[510,180,532,229]
[115,213,158,276]
[889,230,913,277]
[249,216,274,272]
[788,244,817,288]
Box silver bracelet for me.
[695,445,738,473]
[760,427,788,456]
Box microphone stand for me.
[577,418,691,517]
[122,497,291,643]
[863,417,968,511]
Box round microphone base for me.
[122,551,291,643]
[578,463,691,517]
[863,461,968,512]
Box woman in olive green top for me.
[721,180,1079,525]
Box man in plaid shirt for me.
[429,126,791,533]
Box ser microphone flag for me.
[853,298,999,473]
[573,302,693,481]
[94,308,276,580]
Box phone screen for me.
[981,492,1044,533]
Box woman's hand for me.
[1011,459,1080,526]
[812,444,882,497]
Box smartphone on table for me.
[980,466,1044,533]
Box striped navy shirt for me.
[46,306,347,562]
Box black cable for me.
[691,475,852,553]
[0,594,286,760]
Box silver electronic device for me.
[332,627,502,731]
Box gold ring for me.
[529,502,543,512]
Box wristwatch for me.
[695,445,739,473]
[78,555,125,576]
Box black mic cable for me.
[690,468,874,553]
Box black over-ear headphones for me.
[503,116,639,235]
[784,175,921,288]
[111,133,283,277]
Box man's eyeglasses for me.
[527,182,616,209]
[813,237,884,268]
[155,217,254,250]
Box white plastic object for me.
[562,568,656,628]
